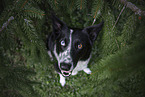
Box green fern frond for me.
[91,0,104,19]
[75,0,87,10]
[23,5,44,19]
[98,3,119,57]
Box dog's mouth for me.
[61,70,71,77]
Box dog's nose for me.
[60,63,71,71]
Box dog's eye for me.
[61,40,65,46]
[78,44,83,49]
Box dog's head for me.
[51,15,103,77]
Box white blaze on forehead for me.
[58,29,73,63]
[53,29,74,71]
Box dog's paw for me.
[83,68,91,74]
[59,74,66,87]
[72,71,78,75]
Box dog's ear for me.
[51,14,67,37]
[83,21,104,43]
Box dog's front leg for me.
[59,74,66,87]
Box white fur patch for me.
[72,55,92,75]
[48,51,53,61]
[53,45,59,61]
[59,74,65,87]
[53,29,74,70]
[58,29,73,63]
[83,68,92,74]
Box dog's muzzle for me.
[60,63,73,76]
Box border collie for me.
[47,14,103,86]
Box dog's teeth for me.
[62,71,71,76]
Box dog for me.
[47,14,103,86]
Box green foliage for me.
[78,39,145,97]
[98,3,119,58]
[0,0,145,97]
[0,65,38,97]
[0,30,39,97]
[91,0,104,19]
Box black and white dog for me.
[47,14,103,86]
